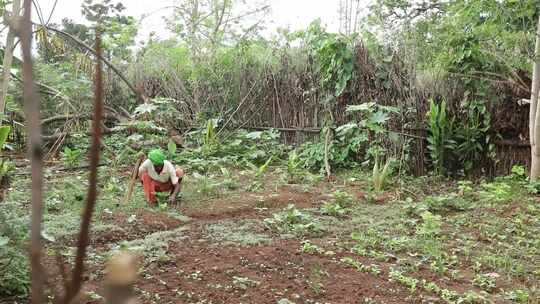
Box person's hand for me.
[168,195,177,205]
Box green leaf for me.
[369,111,390,125]
[133,103,157,116]
[168,140,177,156]
[0,236,9,246]
[245,131,263,140]
[0,125,11,149]
[346,103,375,113]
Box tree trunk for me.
[0,0,22,116]
[530,15,540,180]
[20,0,46,302]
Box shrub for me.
[61,146,83,168]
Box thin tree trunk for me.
[0,0,21,115]
[20,0,45,302]
[530,15,540,180]
[64,30,104,303]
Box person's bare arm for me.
[169,181,182,204]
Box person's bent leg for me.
[140,172,157,204]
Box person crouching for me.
[138,149,184,205]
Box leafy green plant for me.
[61,147,83,168]
[472,273,497,292]
[301,241,324,254]
[0,201,30,296]
[286,150,304,183]
[479,181,513,203]
[331,190,354,206]
[341,257,381,276]
[202,119,218,151]
[0,126,10,149]
[219,167,239,190]
[167,140,177,158]
[320,202,348,217]
[264,204,323,236]
[306,264,327,296]
[427,99,455,175]
[372,156,392,193]
[525,180,540,195]
[454,100,493,174]
[416,211,442,238]
[191,173,219,197]
[422,194,473,214]
[248,156,273,191]
[388,269,419,293]
[0,126,14,185]
[503,289,529,303]
[457,180,474,196]
[510,165,526,180]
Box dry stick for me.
[271,72,285,128]
[64,30,104,304]
[20,0,45,302]
[216,80,258,136]
[122,154,145,205]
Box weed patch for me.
[264,204,323,237]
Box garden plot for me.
[2,165,538,303]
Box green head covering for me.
[148,149,165,166]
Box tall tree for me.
[0,0,21,117]
[529,15,540,180]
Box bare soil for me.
[43,182,502,304]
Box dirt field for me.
[78,187,434,304]
[2,168,538,304]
